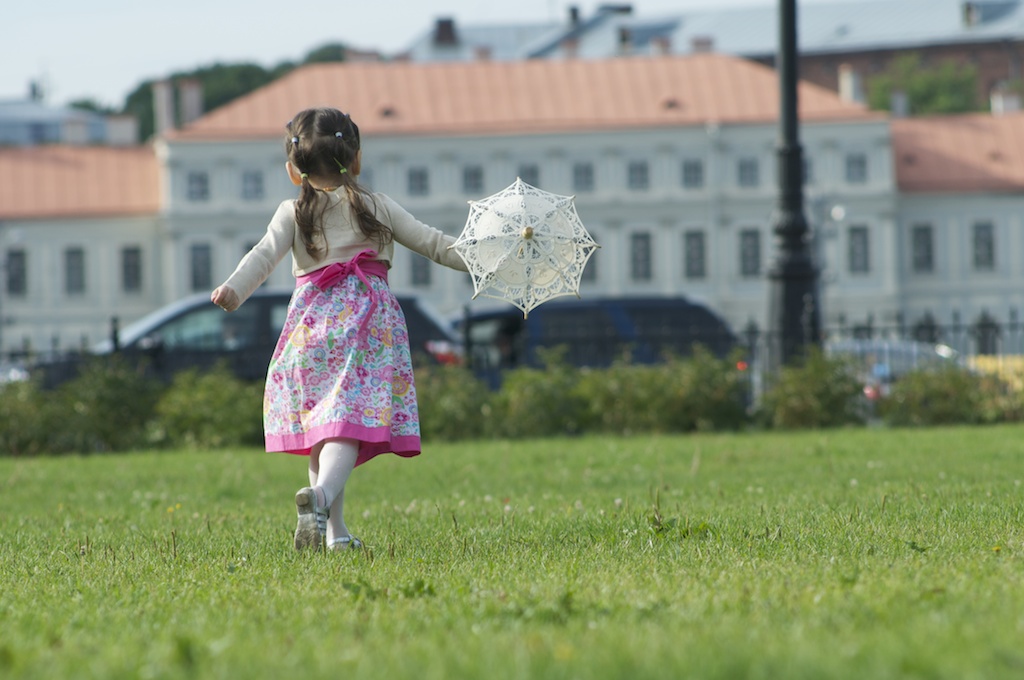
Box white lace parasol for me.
[449,178,599,318]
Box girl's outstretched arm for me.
[211,285,241,312]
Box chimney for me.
[838,63,864,103]
[178,78,204,125]
[963,2,981,26]
[106,115,140,146]
[152,80,175,137]
[890,90,909,118]
[29,80,45,102]
[569,5,580,26]
[61,117,89,146]
[562,37,580,58]
[618,27,632,54]
[690,36,714,53]
[434,18,458,46]
[991,86,1022,115]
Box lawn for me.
[1,426,1023,679]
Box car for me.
[825,338,960,400]
[35,289,459,387]
[454,296,740,385]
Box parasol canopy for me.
[449,178,599,318]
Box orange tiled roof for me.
[0,145,160,219]
[171,53,879,141]
[893,112,1024,193]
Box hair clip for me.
[291,136,299,145]
[335,131,344,139]
[334,158,347,174]
[299,172,309,180]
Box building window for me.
[738,158,759,188]
[65,247,85,295]
[627,161,650,190]
[518,163,540,187]
[630,232,653,281]
[6,249,26,297]
[911,223,934,273]
[682,159,704,189]
[684,230,706,279]
[122,246,142,293]
[973,221,995,271]
[190,243,212,292]
[739,229,761,277]
[462,165,484,194]
[411,254,431,287]
[573,162,595,192]
[845,153,868,184]
[241,170,264,201]
[187,171,210,201]
[848,225,870,274]
[408,167,429,196]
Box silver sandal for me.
[293,487,329,551]
[328,536,363,552]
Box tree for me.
[118,42,348,142]
[68,99,117,115]
[868,53,979,115]
[304,43,348,63]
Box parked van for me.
[456,296,738,384]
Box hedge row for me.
[1,349,1020,455]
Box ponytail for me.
[294,176,330,260]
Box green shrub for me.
[415,364,494,441]
[490,348,588,438]
[53,356,162,452]
[153,364,263,448]
[759,348,865,429]
[0,379,60,456]
[576,361,670,435]
[878,366,1020,426]
[576,347,749,435]
[666,347,750,432]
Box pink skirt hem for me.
[265,420,420,467]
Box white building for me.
[0,146,162,355]
[156,54,889,333]
[2,52,1023,357]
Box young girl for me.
[211,107,468,552]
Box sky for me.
[3,0,854,109]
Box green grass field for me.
[2,426,1023,679]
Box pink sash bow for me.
[297,249,390,338]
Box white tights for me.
[308,438,359,543]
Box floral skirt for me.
[263,273,420,467]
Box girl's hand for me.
[211,285,240,312]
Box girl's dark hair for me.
[285,108,393,260]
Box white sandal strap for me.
[329,536,362,549]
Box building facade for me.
[3,53,1024,359]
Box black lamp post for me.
[767,0,821,366]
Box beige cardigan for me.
[222,189,468,304]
